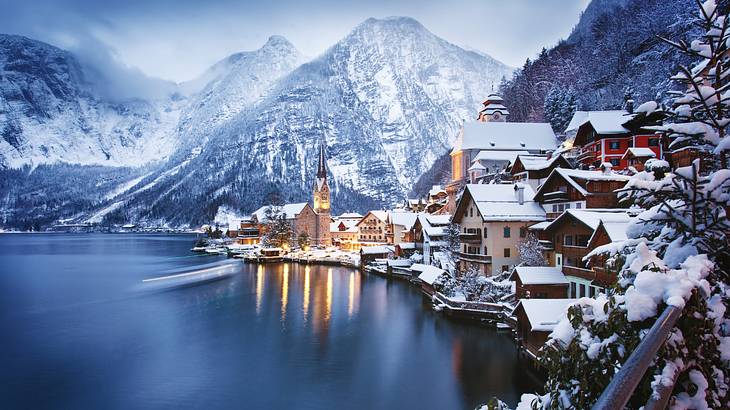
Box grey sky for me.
[1,0,590,83]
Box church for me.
[311,141,332,246]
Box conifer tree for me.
[520,2,730,408]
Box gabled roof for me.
[510,266,569,285]
[568,110,634,134]
[360,245,394,255]
[622,147,657,160]
[330,220,358,233]
[514,299,575,332]
[454,184,546,222]
[252,203,308,222]
[473,150,530,163]
[534,168,631,198]
[357,210,389,226]
[544,209,632,240]
[417,265,449,285]
[512,154,572,173]
[389,211,418,230]
[338,212,363,219]
[468,161,487,171]
[428,185,446,197]
[454,121,557,152]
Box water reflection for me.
[281,264,289,322]
[256,264,264,315]
[303,266,310,324]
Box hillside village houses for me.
[216,90,679,364]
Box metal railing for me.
[592,305,682,410]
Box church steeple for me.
[317,141,327,179]
[313,140,330,213]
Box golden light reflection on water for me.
[348,271,355,318]
[303,266,310,323]
[325,268,333,323]
[256,265,264,315]
[281,264,289,322]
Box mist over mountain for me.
[0,17,512,228]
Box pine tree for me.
[261,206,294,248]
[518,232,547,267]
[523,2,730,408]
[444,223,461,274]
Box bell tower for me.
[313,141,331,245]
[477,93,509,122]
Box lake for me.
[0,234,542,409]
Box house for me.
[411,213,452,267]
[387,211,418,245]
[452,184,546,276]
[251,203,319,243]
[446,93,557,212]
[236,217,261,245]
[413,264,449,297]
[356,211,390,245]
[513,299,574,359]
[360,245,394,266]
[509,266,569,299]
[509,154,573,191]
[542,209,633,297]
[567,109,664,170]
[404,185,449,214]
[622,147,656,172]
[330,219,359,250]
[532,167,630,220]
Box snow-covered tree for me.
[260,206,294,248]
[518,232,547,267]
[524,3,730,408]
[543,85,577,134]
[444,223,461,274]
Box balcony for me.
[577,149,597,162]
[459,232,481,243]
[457,251,492,264]
[542,191,569,203]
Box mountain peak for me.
[262,35,296,50]
[356,16,426,32]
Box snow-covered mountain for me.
[0,34,183,169]
[1,17,513,228]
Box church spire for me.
[317,140,327,179]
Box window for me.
[463,244,467,252]
[564,235,573,246]
[576,202,582,209]
[648,138,659,147]
[469,207,473,217]
[609,141,620,150]
[558,203,564,212]
[552,205,558,212]
[502,265,510,273]
[579,284,586,298]
[577,235,590,247]
[610,158,620,166]
[565,203,571,209]
[483,228,488,238]
[504,248,511,257]
[570,282,576,298]
[589,287,596,297]
[503,227,511,238]
[520,227,526,238]
[557,256,562,266]
[484,246,488,255]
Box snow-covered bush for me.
[518,232,547,267]
[438,268,512,303]
[523,2,730,408]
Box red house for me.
[568,110,664,170]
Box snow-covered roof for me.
[514,154,566,171]
[622,147,657,159]
[455,121,557,152]
[538,168,631,196]
[545,209,632,242]
[252,203,308,222]
[428,185,446,197]
[417,265,448,285]
[425,214,451,225]
[397,242,416,250]
[511,267,568,285]
[473,150,530,163]
[330,220,358,233]
[527,221,551,230]
[338,212,363,219]
[389,211,418,229]
[361,245,394,255]
[468,161,487,171]
[461,184,546,222]
[515,299,575,332]
[566,110,634,134]
[370,210,389,222]
[387,259,412,267]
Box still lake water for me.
[0,234,542,409]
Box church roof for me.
[454,121,557,152]
[317,141,327,179]
[252,203,308,222]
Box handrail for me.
[592,305,682,410]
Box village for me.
[193,83,695,366]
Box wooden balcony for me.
[542,191,569,203]
[459,232,481,243]
[562,265,616,287]
[457,251,492,264]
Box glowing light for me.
[303,266,310,323]
[325,268,333,323]
[348,271,355,318]
[281,264,289,322]
[256,264,264,315]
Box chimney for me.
[514,184,525,205]
[626,99,634,114]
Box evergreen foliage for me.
[518,232,547,267]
